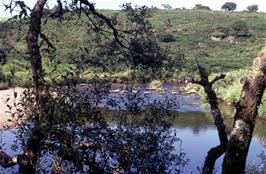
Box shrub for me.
[0,81,9,90]
[231,20,251,37]
[0,49,7,65]
[216,26,230,36]
[159,34,177,42]
[220,82,242,102]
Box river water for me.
[107,83,266,173]
[0,83,265,173]
[175,112,266,173]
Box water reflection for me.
[174,111,266,174]
[0,84,265,173]
[0,86,188,173]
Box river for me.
[0,83,265,173]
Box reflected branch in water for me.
[0,84,188,174]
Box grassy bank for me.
[188,63,266,117]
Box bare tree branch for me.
[75,0,129,50]
[210,74,226,86]
[39,32,56,52]
[191,58,228,174]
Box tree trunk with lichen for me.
[222,49,266,174]
[193,45,266,174]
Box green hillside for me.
[151,9,266,72]
[1,9,266,85]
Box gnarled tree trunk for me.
[191,60,228,174]
[194,46,266,174]
[222,50,266,174]
[0,1,50,173]
[26,0,47,104]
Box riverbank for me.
[0,87,26,129]
[0,80,264,132]
[0,82,200,129]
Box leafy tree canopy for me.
[221,2,237,12]
[193,4,211,10]
[247,4,258,12]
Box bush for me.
[231,20,251,37]
[219,82,242,102]
[0,81,9,90]
[0,71,10,89]
[216,26,230,36]
[189,69,248,103]
[159,34,177,42]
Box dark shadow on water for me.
[0,85,189,173]
[0,84,265,173]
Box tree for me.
[247,4,258,12]
[2,0,266,173]
[161,4,172,10]
[193,4,211,10]
[190,45,266,174]
[0,1,185,173]
[221,2,237,12]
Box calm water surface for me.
[109,83,266,173]
[174,114,265,173]
[0,83,265,173]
